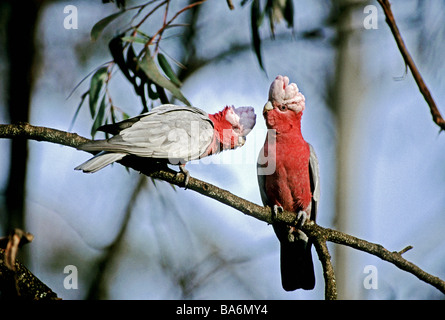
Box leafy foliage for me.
[73,0,294,137]
[102,0,126,10]
[243,0,295,70]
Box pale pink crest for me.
[268,75,305,113]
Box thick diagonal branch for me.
[1,123,445,297]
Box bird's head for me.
[263,75,305,133]
[210,105,256,150]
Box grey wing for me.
[257,146,270,207]
[98,116,144,135]
[79,105,215,161]
[308,144,320,222]
[97,104,207,135]
[257,167,269,206]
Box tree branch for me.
[0,248,59,299]
[312,236,337,300]
[1,123,445,297]
[376,0,445,131]
[323,226,445,294]
[0,122,89,148]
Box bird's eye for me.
[279,105,287,111]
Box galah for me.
[257,75,320,291]
[75,104,256,184]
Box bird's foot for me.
[177,164,190,189]
[296,210,308,229]
[287,211,309,243]
[287,227,308,244]
[272,205,284,219]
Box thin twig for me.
[152,0,170,55]
[376,0,445,131]
[145,0,207,49]
[134,0,168,31]
[323,226,445,294]
[398,245,413,255]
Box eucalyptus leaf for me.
[89,66,108,118]
[136,29,152,40]
[251,0,264,70]
[91,11,126,41]
[121,36,148,45]
[158,53,182,87]
[69,91,89,132]
[284,0,294,28]
[109,35,132,82]
[138,53,190,106]
[91,93,107,138]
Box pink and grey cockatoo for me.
[75,104,256,183]
[257,75,320,291]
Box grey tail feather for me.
[77,140,111,152]
[280,240,315,291]
[74,152,126,173]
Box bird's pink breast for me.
[264,137,312,213]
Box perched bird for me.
[257,75,320,291]
[75,104,256,183]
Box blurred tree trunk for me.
[331,0,367,299]
[3,0,44,253]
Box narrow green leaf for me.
[155,84,170,105]
[111,106,117,124]
[157,53,182,87]
[122,112,130,120]
[138,53,190,106]
[251,0,264,70]
[121,36,148,45]
[126,45,143,79]
[136,29,152,40]
[266,0,275,37]
[91,94,107,138]
[89,66,108,118]
[284,0,294,28]
[136,83,149,112]
[110,35,132,82]
[68,91,89,132]
[91,11,126,41]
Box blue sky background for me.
[1,0,445,299]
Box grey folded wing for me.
[308,144,320,222]
[256,145,270,207]
[78,104,215,162]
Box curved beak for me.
[263,101,273,114]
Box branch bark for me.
[0,248,59,299]
[312,236,337,300]
[1,123,445,297]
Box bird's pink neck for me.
[268,114,305,145]
[205,110,234,156]
[208,109,225,123]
